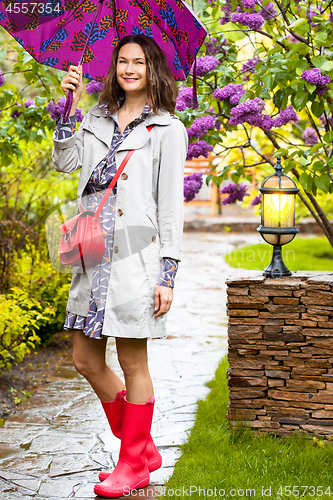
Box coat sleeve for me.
[52,111,89,174]
[157,117,188,262]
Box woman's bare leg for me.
[116,337,153,403]
[72,330,125,401]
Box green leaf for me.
[311,56,328,68]
[262,73,273,91]
[289,18,308,29]
[311,101,325,118]
[305,82,317,94]
[291,89,308,111]
[22,51,33,65]
[314,174,330,193]
[323,131,333,143]
[309,143,323,153]
[299,172,309,191]
[320,61,333,72]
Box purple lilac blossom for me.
[286,34,298,43]
[220,0,232,24]
[213,84,246,106]
[11,106,22,118]
[194,56,220,77]
[251,193,262,206]
[186,140,213,160]
[242,58,261,81]
[0,71,4,86]
[320,114,333,128]
[307,8,323,26]
[176,87,194,111]
[24,99,35,107]
[86,80,104,94]
[205,35,228,56]
[260,2,277,19]
[220,182,249,204]
[229,97,265,126]
[302,127,318,145]
[302,68,330,87]
[47,97,83,121]
[184,172,204,202]
[231,12,265,31]
[187,115,216,140]
[275,106,299,126]
[242,0,256,8]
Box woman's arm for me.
[156,257,179,288]
[157,117,188,262]
[52,65,85,174]
[54,114,77,141]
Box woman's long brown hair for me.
[98,35,179,115]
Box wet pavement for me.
[0,232,261,499]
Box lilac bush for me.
[302,127,318,145]
[86,80,104,94]
[175,2,333,246]
[176,87,194,111]
[194,56,220,77]
[302,68,330,95]
[186,140,213,161]
[184,172,203,202]
[230,12,265,30]
[220,182,250,204]
[187,116,216,140]
[46,97,83,122]
[251,194,262,206]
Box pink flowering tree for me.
[178,0,333,247]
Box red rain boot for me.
[94,396,154,498]
[99,392,162,482]
[101,390,126,439]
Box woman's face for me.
[116,43,147,96]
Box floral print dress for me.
[55,102,179,339]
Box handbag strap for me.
[94,124,154,219]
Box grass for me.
[225,237,333,272]
[163,356,333,500]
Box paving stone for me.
[38,476,85,497]
[29,431,96,454]
[0,454,52,476]
[49,454,102,477]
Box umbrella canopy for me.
[0,0,207,82]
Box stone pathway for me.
[0,232,260,499]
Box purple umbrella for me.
[0,0,207,118]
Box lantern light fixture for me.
[257,156,300,278]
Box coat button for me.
[117,209,123,216]
[114,246,119,253]
[121,173,128,180]
[152,236,156,243]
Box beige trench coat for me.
[52,104,188,339]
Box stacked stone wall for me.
[226,272,333,437]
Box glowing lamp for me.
[257,156,299,278]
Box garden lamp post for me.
[257,156,299,278]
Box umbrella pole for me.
[63,0,105,122]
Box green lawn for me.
[164,356,333,500]
[225,237,333,272]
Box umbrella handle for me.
[63,89,73,123]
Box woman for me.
[52,34,188,497]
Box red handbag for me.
[59,125,154,269]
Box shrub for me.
[0,287,55,372]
